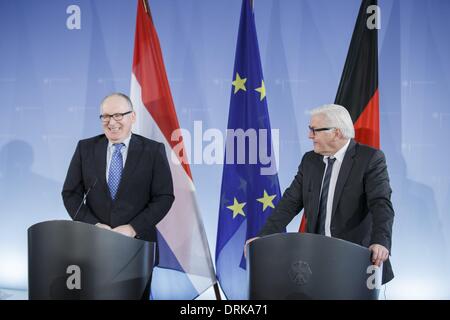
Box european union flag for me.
[215,0,282,300]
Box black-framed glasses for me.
[308,125,336,135]
[99,111,133,122]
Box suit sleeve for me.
[259,157,305,237]
[365,150,394,251]
[129,143,175,237]
[61,142,100,225]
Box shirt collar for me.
[323,139,351,163]
[108,133,132,150]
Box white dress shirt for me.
[320,139,351,237]
[106,134,132,182]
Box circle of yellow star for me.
[232,72,247,94]
[255,80,266,101]
[226,197,246,218]
[257,190,276,211]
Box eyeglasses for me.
[99,111,133,122]
[308,126,336,136]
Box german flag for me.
[335,0,380,149]
[300,0,380,233]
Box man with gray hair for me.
[247,104,394,284]
[62,93,175,298]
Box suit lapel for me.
[309,153,325,232]
[331,139,357,218]
[94,136,109,198]
[115,134,143,199]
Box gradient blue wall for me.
[0,0,448,299]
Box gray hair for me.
[310,104,355,139]
[100,92,134,111]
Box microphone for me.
[73,177,98,221]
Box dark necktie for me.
[108,143,124,200]
[316,157,336,235]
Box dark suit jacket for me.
[62,133,175,244]
[259,139,394,283]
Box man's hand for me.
[113,224,137,238]
[95,223,112,230]
[369,244,389,266]
[244,237,260,258]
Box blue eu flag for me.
[215,0,282,300]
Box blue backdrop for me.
[0,0,449,299]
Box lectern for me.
[247,233,380,300]
[28,220,154,300]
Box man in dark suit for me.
[62,93,174,297]
[247,104,394,284]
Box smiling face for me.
[101,95,136,143]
